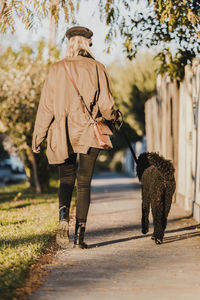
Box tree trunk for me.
[27,146,42,194]
[48,0,58,51]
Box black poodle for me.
[136,152,176,244]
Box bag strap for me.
[95,65,100,104]
[64,60,96,123]
[64,61,81,96]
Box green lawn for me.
[0,179,75,300]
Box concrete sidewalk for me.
[30,173,200,300]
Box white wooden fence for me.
[145,58,200,221]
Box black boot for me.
[73,219,88,249]
[59,206,69,222]
[56,206,69,248]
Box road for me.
[30,173,200,300]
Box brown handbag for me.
[64,60,113,149]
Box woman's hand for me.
[115,109,122,122]
[33,146,41,154]
[112,109,123,130]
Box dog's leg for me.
[161,190,167,232]
[153,213,164,244]
[141,185,150,234]
[152,194,164,244]
[162,182,175,232]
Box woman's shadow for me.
[87,223,200,248]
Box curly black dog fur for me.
[136,152,176,244]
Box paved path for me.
[30,173,200,300]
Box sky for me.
[0,0,128,66]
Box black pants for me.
[58,147,100,223]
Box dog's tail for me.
[136,152,151,181]
[147,152,175,181]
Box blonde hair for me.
[65,35,94,58]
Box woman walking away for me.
[32,26,119,249]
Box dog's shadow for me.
[163,227,200,244]
[88,224,200,248]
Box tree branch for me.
[0,0,7,18]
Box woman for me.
[32,26,119,249]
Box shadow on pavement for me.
[88,228,200,249]
[86,223,200,248]
[89,208,136,216]
[163,230,200,244]
[165,223,200,234]
[88,233,153,248]
[85,223,141,238]
[92,182,141,193]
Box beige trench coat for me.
[32,56,117,164]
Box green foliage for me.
[0,42,59,190]
[1,1,199,79]
[0,0,80,33]
[96,53,157,170]
[108,52,157,136]
[0,44,44,149]
[100,0,200,80]
[155,48,196,80]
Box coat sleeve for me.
[97,64,117,121]
[32,65,55,150]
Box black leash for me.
[115,110,138,165]
[121,126,138,164]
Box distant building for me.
[0,133,26,185]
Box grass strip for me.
[0,179,75,300]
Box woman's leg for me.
[58,153,77,209]
[56,153,77,248]
[76,148,100,222]
[74,147,100,248]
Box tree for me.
[0,0,79,54]
[0,0,79,33]
[108,52,157,137]
[100,0,200,80]
[1,1,199,79]
[96,53,157,171]
[0,42,59,192]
